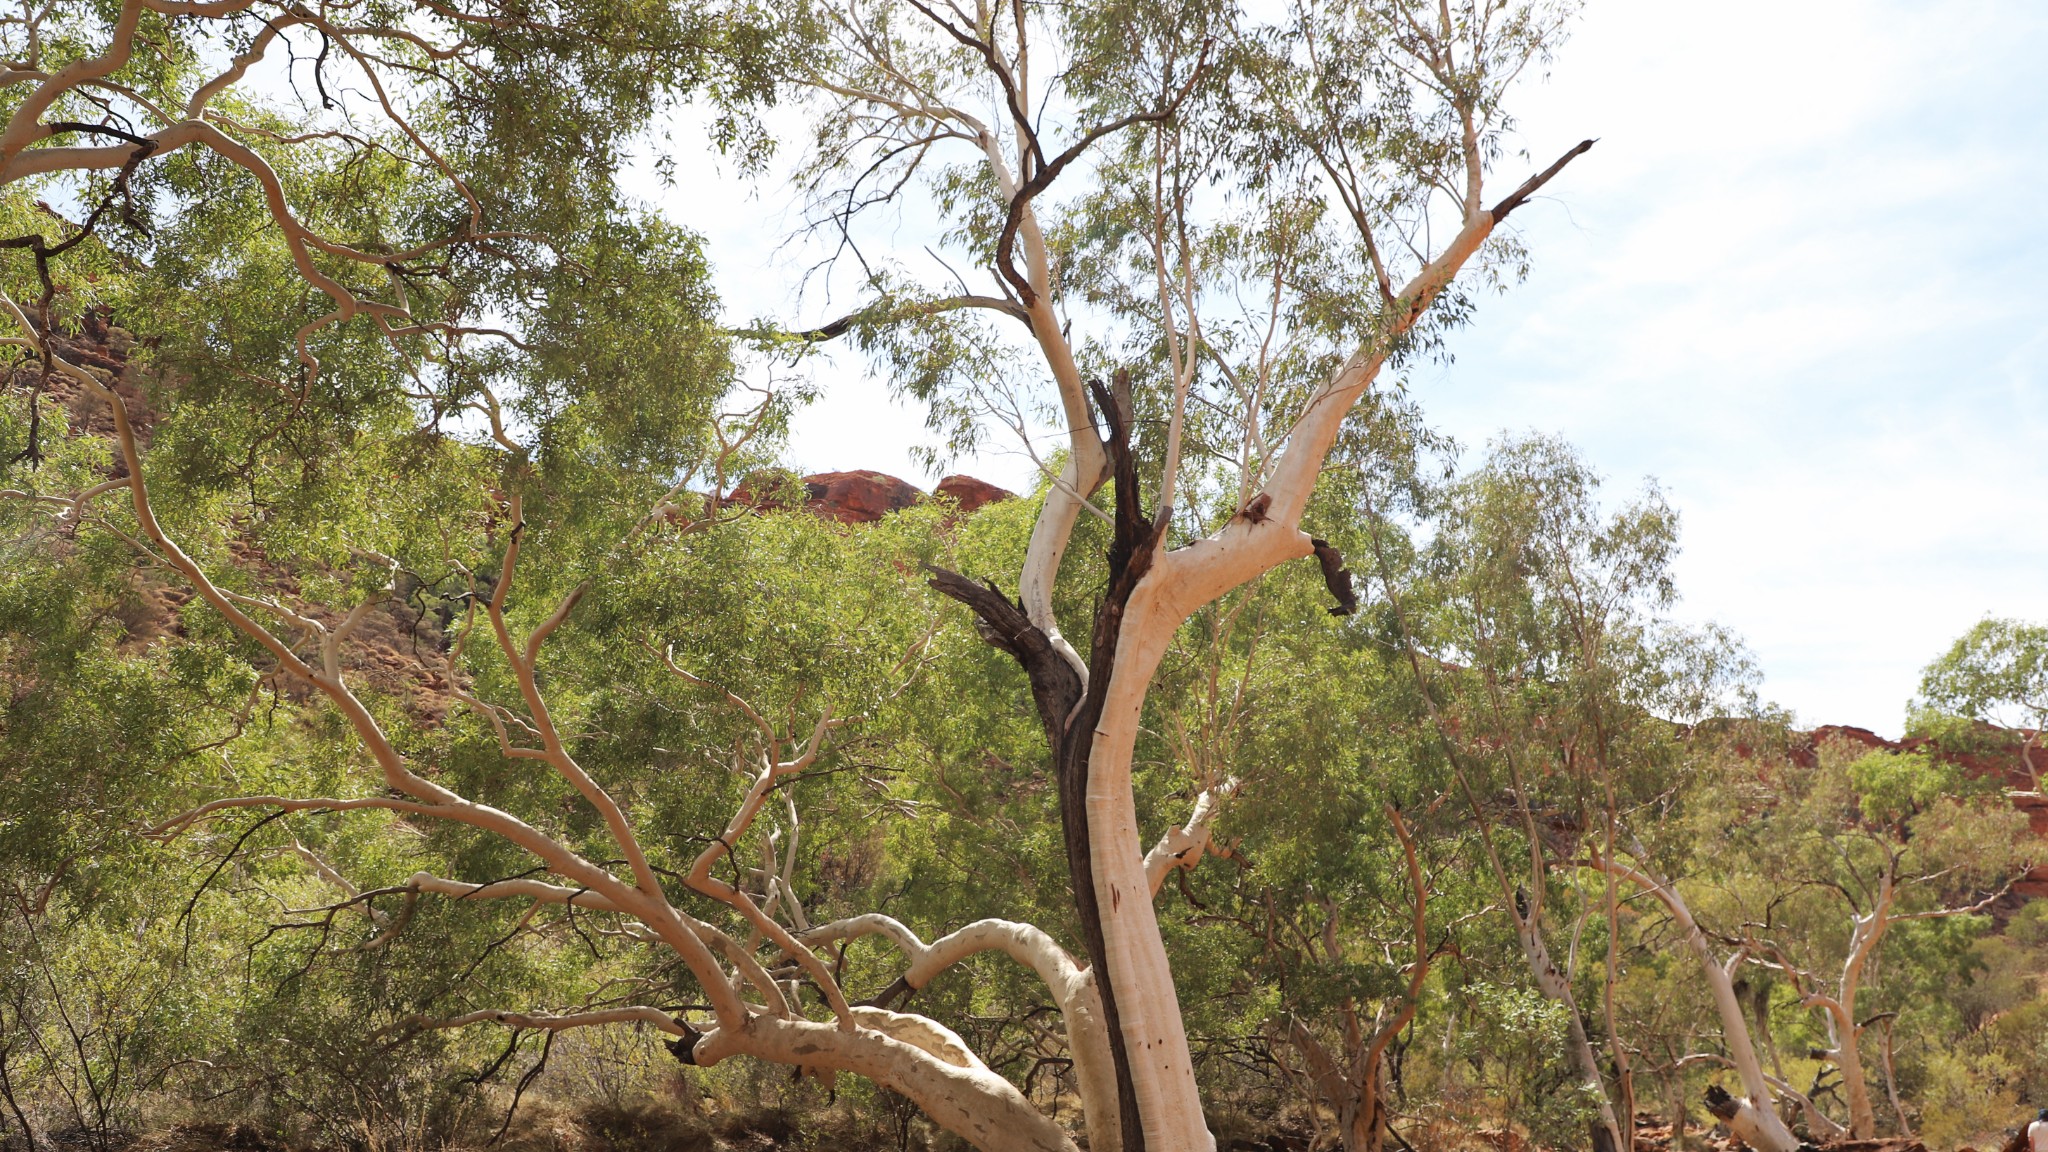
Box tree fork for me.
[930,370,1165,1152]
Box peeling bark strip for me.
[1309,539,1358,616]
[663,1020,707,1065]
[931,370,1165,1152]
[1069,371,1173,1152]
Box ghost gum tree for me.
[1715,742,2031,1140]
[0,3,1589,1152]
[1343,437,1807,1152]
[795,0,1588,1147]
[2,3,1090,1149]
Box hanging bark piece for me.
[1310,539,1358,616]
[664,1018,707,1065]
[1702,1084,1800,1152]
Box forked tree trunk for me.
[1354,816,1429,1152]
[937,150,1593,1149]
[1286,1015,1395,1152]
[1278,810,1430,1152]
[1802,862,2015,1139]
[1818,870,1898,1140]
[1589,851,1801,1152]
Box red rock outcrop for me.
[801,470,924,524]
[933,474,1015,513]
[726,469,1014,523]
[723,469,801,512]
[1792,723,2042,795]
[12,307,157,463]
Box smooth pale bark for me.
[10,16,1102,1152]
[698,1016,1080,1152]
[1021,446,1107,681]
[800,915,1122,1152]
[1805,875,1895,1140]
[12,15,1594,1142]
[814,8,1589,1137]
[1015,202,1110,683]
[1073,207,1512,1151]
[1514,916,1626,1152]
[1061,973,1122,1152]
[1142,779,1234,895]
[847,1007,986,1069]
[1590,855,1800,1152]
[1083,607,1218,1150]
[897,922,1121,1152]
[1672,937,1797,1150]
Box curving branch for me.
[770,293,1031,343]
[1143,779,1237,897]
[801,914,1120,1152]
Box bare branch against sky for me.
[644,0,2048,735]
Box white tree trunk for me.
[1086,607,1216,1151]
[1724,1098,1789,1152]
[1688,948,1799,1152]
[1834,1016,1876,1140]
[1065,972,1124,1152]
[1021,446,1107,680]
[1516,917,1626,1152]
[1830,877,1896,1139]
[1594,853,1800,1152]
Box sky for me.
[644,0,2048,735]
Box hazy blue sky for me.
[1423,1,2048,733]
[650,0,2048,734]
